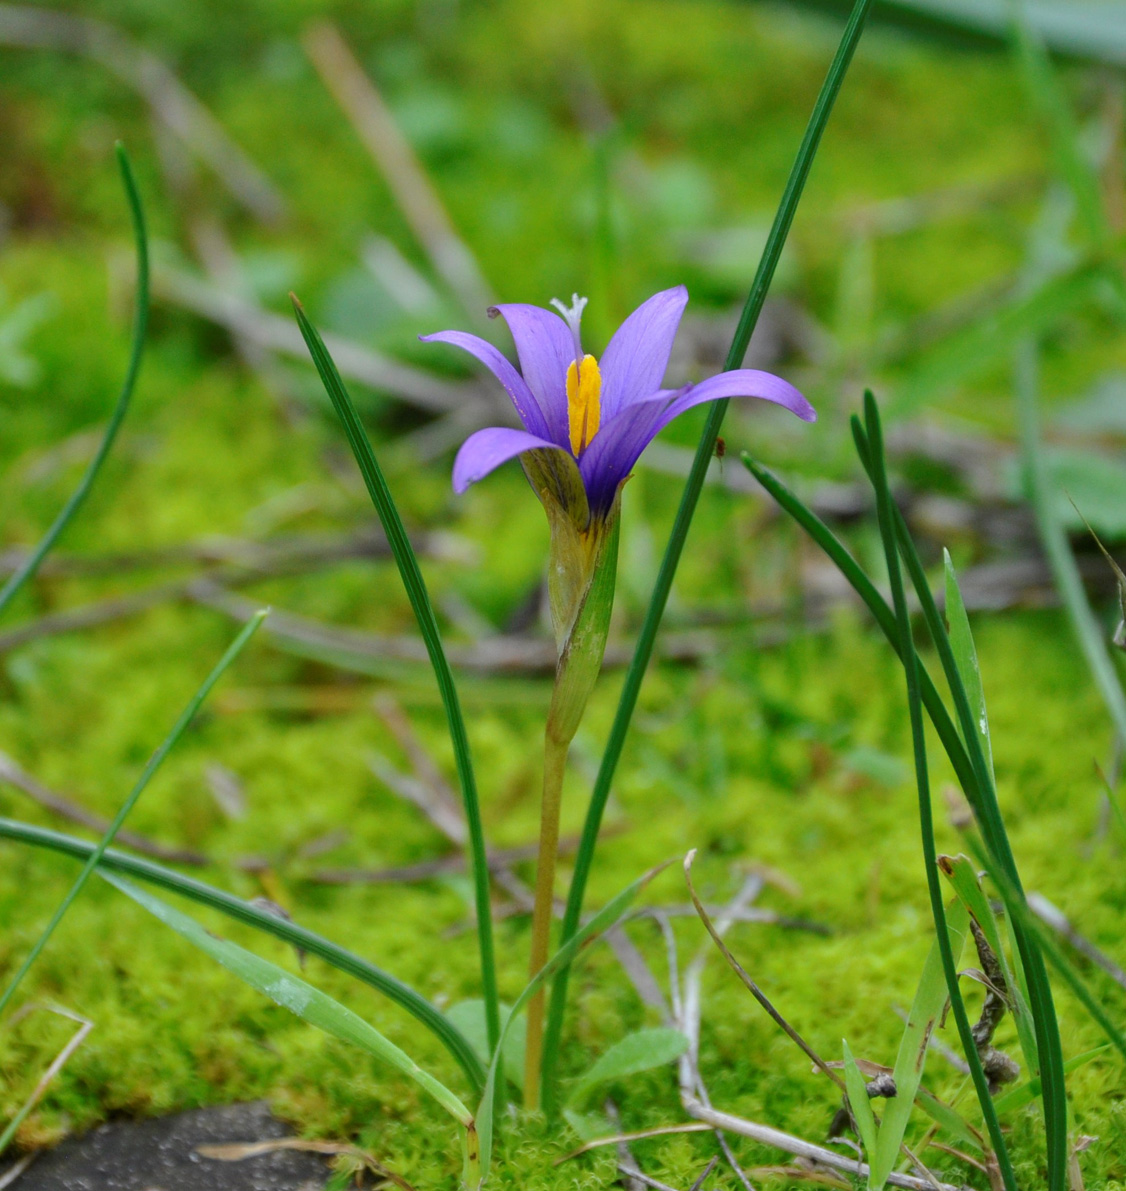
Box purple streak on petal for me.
[420,330,549,438]
[578,369,814,514]
[597,285,689,420]
[488,304,574,446]
[452,426,563,493]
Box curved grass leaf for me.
[860,395,1020,1191]
[0,143,149,618]
[99,873,476,1180]
[0,817,485,1091]
[290,297,499,1056]
[541,0,876,1112]
[0,612,266,1021]
[943,551,994,782]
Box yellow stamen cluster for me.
[566,354,601,456]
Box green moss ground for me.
[1,1,1125,1186]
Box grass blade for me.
[290,297,499,1056]
[842,1039,879,1166]
[0,817,484,1090]
[541,0,875,1111]
[943,551,994,782]
[100,872,473,1126]
[870,900,969,1188]
[993,1045,1109,1116]
[0,612,266,1021]
[477,862,667,1178]
[0,144,149,618]
[861,394,1019,1190]
[939,854,1037,1071]
[1014,340,1126,746]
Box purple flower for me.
[421,286,815,522]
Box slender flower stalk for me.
[423,285,814,1106]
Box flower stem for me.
[524,729,568,1110]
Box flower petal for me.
[578,369,814,514]
[452,426,564,493]
[420,330,550,438]
[488,304,574,447]
[597,285,689,420]
[648,369,816,427]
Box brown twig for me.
[0,751,208,866]
[683,850,844,1093]
[196,1138,415,1191]
[0,4,284,221]
[302,21,494,320]
[1028,892,1126,991]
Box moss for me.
[2,0,1125,1185]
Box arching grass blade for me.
[290,296,499,1056]
[0,817,484,1090]
[0,143,149,618]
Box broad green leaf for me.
[869,900,969,1188]
[915,1086,982,1152]
[567,1028,688,1106]
[476,863,667,1181]
[447,1000,526,1092]
[943,551,993,782]
[841,1039,878,1163]
[939,854,1038,1073]
[100,873,473,1132]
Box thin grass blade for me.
[0,611,266,1021]
[0,143,149,618]
[870,900,969,1188]
[542,0,875,1111]
[861,393,1019,1191]
[841,1039,878,1165]
[477,862,667,1178]
[290,297,499,1054]
[943,551,994,782]
[0,817,484,1089]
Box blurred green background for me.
[1,1,1125,1187]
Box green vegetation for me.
[1,0,1125,1187]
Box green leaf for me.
[541,0,877,1114]
[0,817,484,1092]
[477,862,667,1179]
[567,1028,688,1107]
[841,1039,878,1164]
[939,854,1038,1073]
[915,1086,982,1152]
[943,552,994,783]
[447,1000,526,1092]
[869,900,969,1188]
[291,297,499,1057]
[100,872,473,1131]
[0,144,149,619]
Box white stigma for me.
[551,293,588,368]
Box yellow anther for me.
[566,354,601,456]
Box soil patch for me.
[11,1101,329,1190]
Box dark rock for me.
[12,1101,328,1190]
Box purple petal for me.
[452,426,564,494]
[488,304,575,447]
[648,369,816,428]
[578,369,814,514]
[598,285,689,420]
[420,330,550,438]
